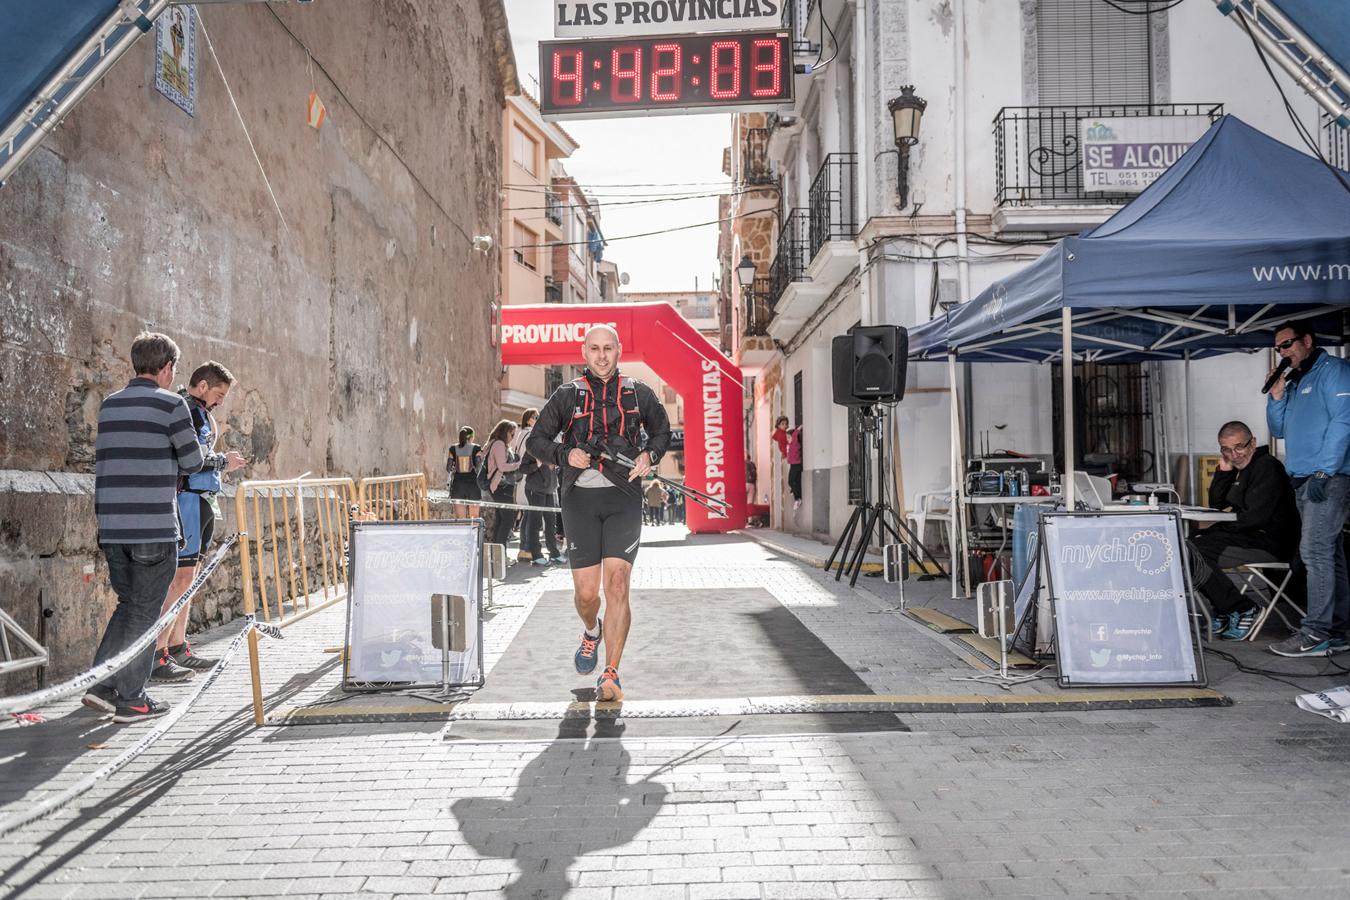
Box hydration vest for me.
[182,394,222,494]
[565,374,643,459]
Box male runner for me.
[526,325,670,701]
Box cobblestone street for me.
[3,528,1349,899]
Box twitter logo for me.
[1090,648,1111,668]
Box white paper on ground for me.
[1295,685,1350,724]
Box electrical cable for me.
[1203,645,1350,693]
[810,0,839,72]
[262,6,478,245]
[504,208,772,250]
[1097,0,1187,14]
[504,189,751,214]
[1235,7,1350,198]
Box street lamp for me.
[887,85,926,211]
[735,254,757,290]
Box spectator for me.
[523,438,564,566]
[746,457,758,503]
[771,416,790,458]
[1187,421,1299,640]
[483,419,522,551]
[645,478,666,525]
[1266,321,1350,657]
[514,409,539,562]
[152,361,247,681]
[82,333,203,724]
[787,424,804,510]
[447,426,483,520]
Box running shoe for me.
[1209,612,1236,638]
[169,642,218,671]
[82,684,117,714]
[1269,633,1334,658]
[574,618,602,675]
[150,651,195,682]
[112,695,170,724]
[596,666,624,702]
[1219,610,1257,641]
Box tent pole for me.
[1184,349,1194,504]
[1062,309,1075,509]
[948,351,967,599]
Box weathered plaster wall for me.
[0,0,511,688]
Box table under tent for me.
[907,115,1350,602]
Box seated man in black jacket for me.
[1189,420,1300,639]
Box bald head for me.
[582,323,621,380]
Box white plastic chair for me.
[908,490,954,562]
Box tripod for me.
[825,406,947,587]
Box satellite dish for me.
[619,272,631,286]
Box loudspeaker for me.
[831,325,908,405]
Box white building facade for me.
[726,0,1338,542]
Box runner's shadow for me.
[449,713,664,899]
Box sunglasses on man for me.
[1275,337,1302,351]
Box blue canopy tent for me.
[0,1,167,187]
[908,115,1350,596]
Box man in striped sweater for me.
[83,333,204,724]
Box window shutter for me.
[1036,0,1152,105]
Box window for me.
[662,385,677,404]
[513,221,539,271]
[1036,0,1152,105]
[792,371,803,429]
[511,125,538,176]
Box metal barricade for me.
[236,476,358,724]
[358,473,430,521]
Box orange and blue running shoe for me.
[574,618,602,675]
[596,665,623,702]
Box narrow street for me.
[4,530,1348,899]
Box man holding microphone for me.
[1266,321,1350,657]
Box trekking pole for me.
[596,449,733,515]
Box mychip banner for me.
[344,521,484,690]
[1040,511,1203,687]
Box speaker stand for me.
[825,407,947,588]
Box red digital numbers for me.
[551,49,583,107]
[750,39,781,98]
[611,47,642,102]
[651,43,682,102]
[709,40,741,99]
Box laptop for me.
[1073,472,1125,510]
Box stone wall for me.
[0,1,513,690]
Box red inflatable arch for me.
[500,302,746,534]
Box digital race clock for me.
[539,31,793,119]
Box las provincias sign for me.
[555,0,782,38]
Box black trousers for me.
[523,490,561,558]
[1187,529,1286,617]
[788,463,803,501]
[488,483,515,548]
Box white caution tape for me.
[430,497,562,514]
[0,535,239,717]
[0,614,278,838]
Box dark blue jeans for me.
[94,542,177,700]
[1295,475,1350,640]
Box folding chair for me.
[1229,561,1301,641]
[907,490,954,562]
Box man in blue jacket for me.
[1266,321,1350,657]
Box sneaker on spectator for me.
[169,642,217,671]
[531,557,550,567]
[1209,612,1236,638]
[1328,637,1349,655]
[112,695,170,724]
[1219,610,1257,641]
[1269,632,1334,658]
[150,651,195,682]
[81,684,117,714]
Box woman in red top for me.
[772,416,790,458]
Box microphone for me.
[1262,357,1291,395]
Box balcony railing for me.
[744,276,773,336]
[741,127,775,186]
[544,281,562,303]
[545,192,563,225]
[808,153,858,260]
[994,103,1223,207]
[769,208,810,309]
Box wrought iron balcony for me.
[545,192,564,226]
[544,280,562,303]
[769,208,810,309]
[994,103,1223,207]
[808,153,858,260]
[743,276,773,336]
[741,127,775,186]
